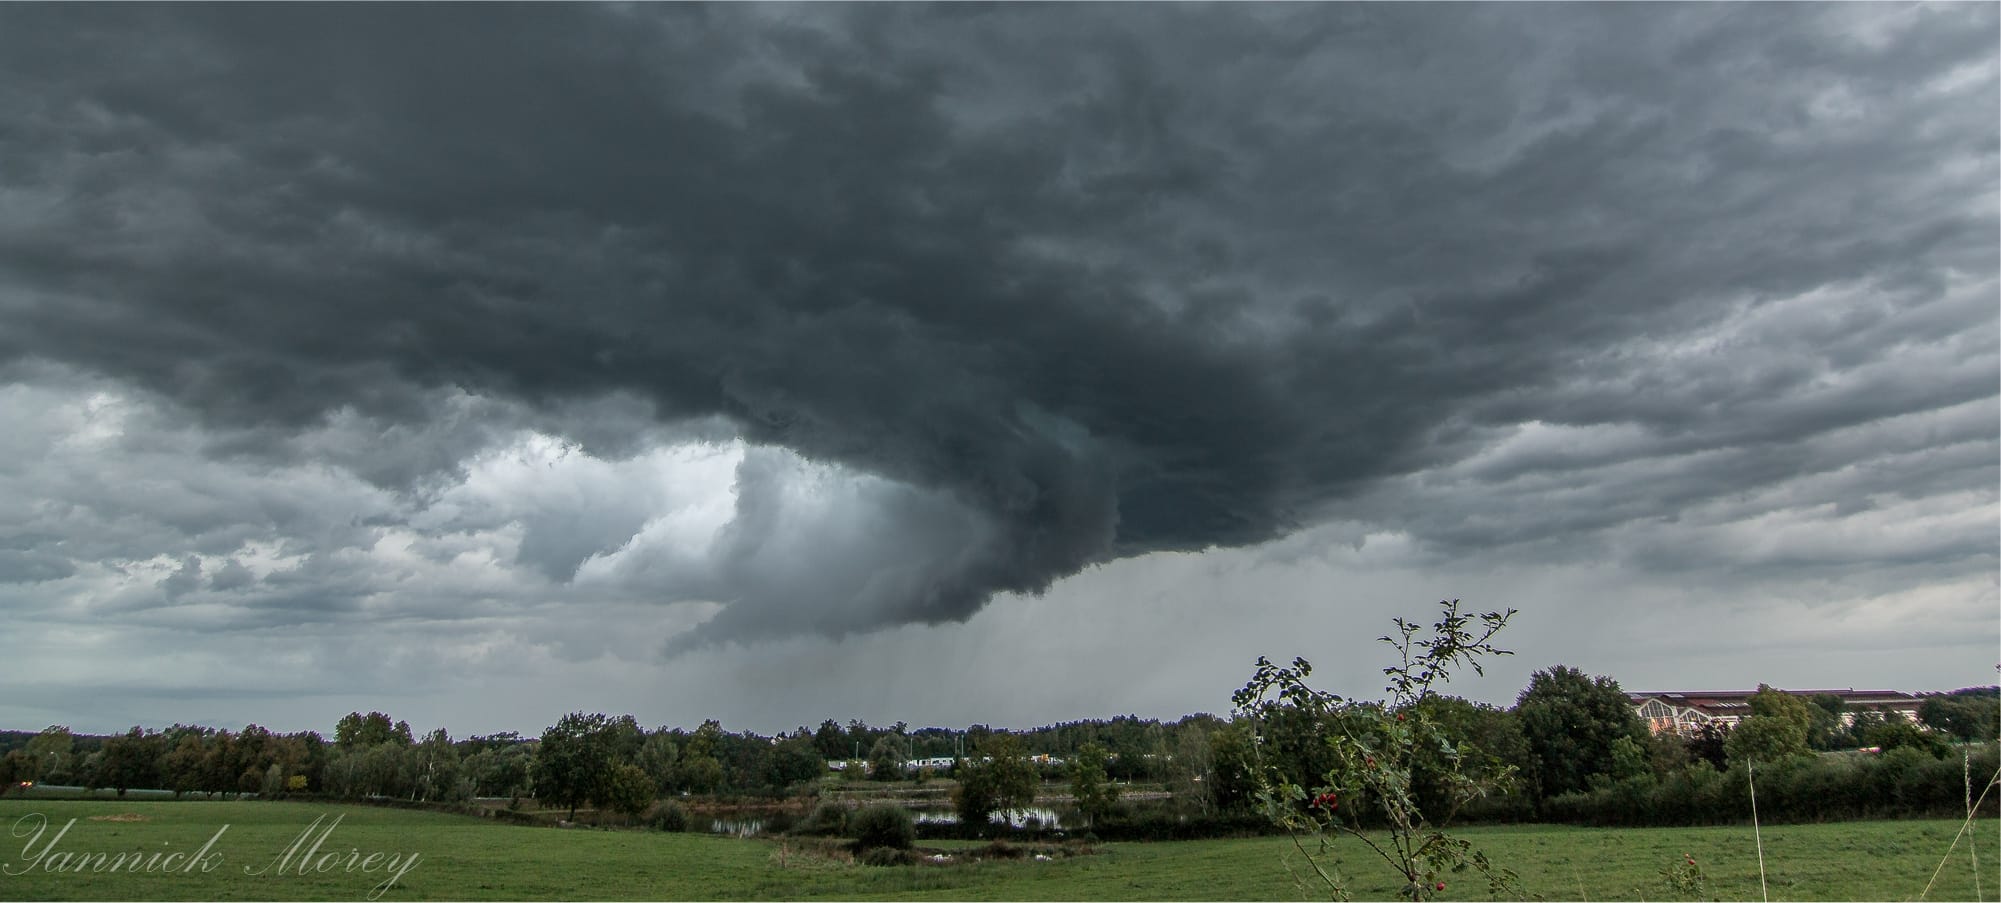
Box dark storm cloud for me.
[0,4,1993,646]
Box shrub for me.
[1541,743,1999,826]
[604,764,657,820]
[1235,600,1525,901]
[859,846,913,867]
[850,804,915,851]
[797,801,848,836]
[647,800,690,832]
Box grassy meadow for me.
[0,798,1992,901]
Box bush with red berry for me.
[1232,600,1530,901]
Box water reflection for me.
[705,805,1065,836]
[913,806,1064,829]
[710,818,764,836]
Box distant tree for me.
[297,732,328,792]
[1605,735,1651,783]
[412,729,463,802]
[1920,690,2001,743]
[954,734,1039,831]
[465,744,533,799]
[636,732,679,796]
[1864,720,1953,759]
[844,720,874,761]
[1847,709,1889,746]
[533,712,619,820]
[98,727,161,798]
[260,763,286,797]
[335,712,409,748]
[850,804,915,851]
[1205,722,1260,814]
[1069,742,1120,827]
[198,730,237,797]
[1412,696,1536,812]
[765,736,825,790]
[600,715,645,765]
[1513,666,1649,798]
[1724,685,1811,767]
[161,735,207,798]
[80,751,107,794]
[603,764,656,820]
[683,720,724,762]
[0,751,22,794]
[678,755,725,795]
[1166,723,1216,812]
[868,735,909,782]
[814,720,848,761]
[1806,695,1849,750]
[24,727,74,784]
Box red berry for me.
[1436,882,1446,891]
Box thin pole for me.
[1748,761,1768,903]
[1969,748,1983,902]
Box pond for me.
[706,804,1068,836]
[911,806,1066,830]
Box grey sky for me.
[0,3,1994,737]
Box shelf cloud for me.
[0,4,1992,729]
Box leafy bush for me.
[1544,743,1999,826]
[849,804,915,850]
[796,801,848,836]
[1660,852,1707,900]
[646,800,690,832]
[859,846,913,867]
[1235,600,1525,901]
[604,763,657,820]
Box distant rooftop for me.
[1624,692,1920,708]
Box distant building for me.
[1629,689,1923,736]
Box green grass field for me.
[0,799,1991,901]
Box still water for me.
[709,805,1066,836]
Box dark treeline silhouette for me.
[2,681,1992,832]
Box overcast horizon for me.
[1,4,1996,740]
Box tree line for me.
[2,674,1992,832]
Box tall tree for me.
[765,736,825,790]
[412,728,463,802]
[1205,722,1260,814]
[1513,665,1649,799]
[1068,742,1120,827]
[533,712,619,820]
[160,735,208,798]
[1723,684,1811,767]
[868,734,909,782]
[23,727,74,783]
[1920,689,2001,742]
[813,720,847,760]
[636,731,679,797]
[603,764,656,820]
[335,712,409,748]
[953,734,1038,831]
[97,727,161,798]
[1805,694,1849,750]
